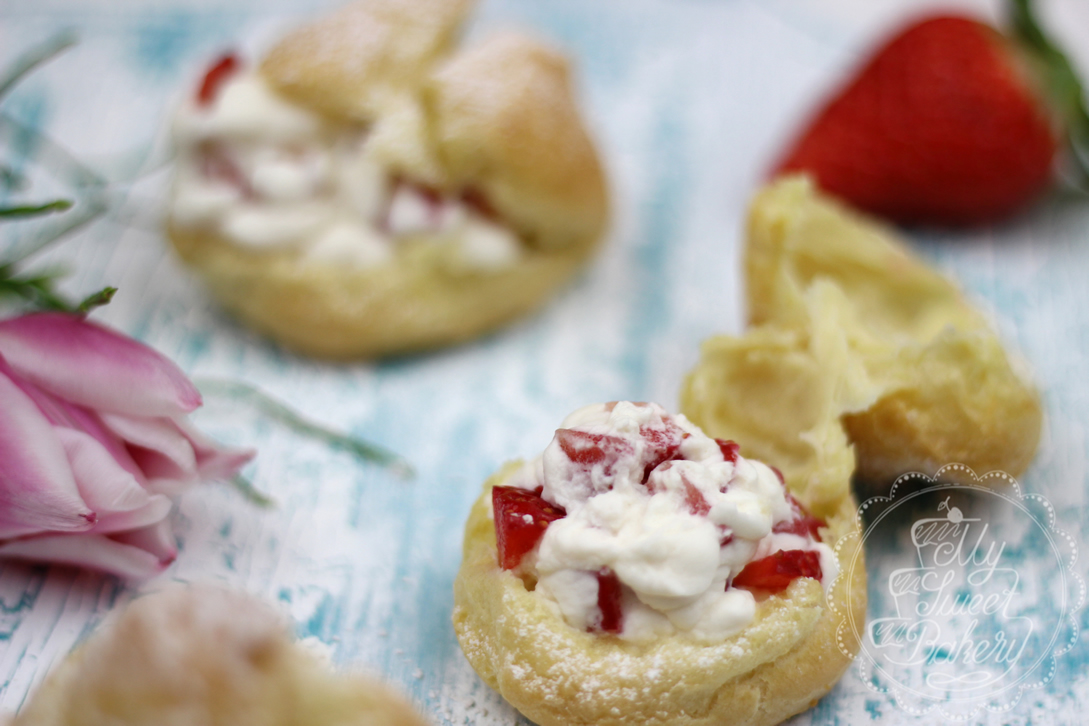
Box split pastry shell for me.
[683,176,1042,486]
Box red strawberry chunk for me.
[682,477,711,517]
[732,550,822,593]
[197,53,240,107]
[773,493,827,542]
[716,439,740,464]
[492,486,566,570]
[639,423,686,482]
[593,567,624,634]
[555,429,633,474]
[773,515,826,542]
[198,142,251,195]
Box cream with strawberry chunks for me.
[491,402,836,642]
[173,59,522,270]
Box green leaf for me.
[0,199,73,218]
[76,286,116,314]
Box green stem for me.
[0,199,72,218]
[1009,0,1089,187]
[229,474,276,509]
[0,274,71,311]
[195,378,414,478]
[0,30,78,103]
[76,286,116,313]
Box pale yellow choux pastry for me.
[683,176,1042,486]
[14,585,428,726]
[454,401,865,726]
[167,0,608,359]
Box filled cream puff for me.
[453,401,865,726]
[167,0,608,358]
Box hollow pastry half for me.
[453,402,865,726]
[167,0,608,358]
[14,585,427,726]
[683,176,1042,486]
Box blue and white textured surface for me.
[1,0,1088,723]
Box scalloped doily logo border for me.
[830,464,1085,721]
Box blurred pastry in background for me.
[13,584,428,726]
[167,0,608,359]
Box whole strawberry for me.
[773,1,1089,226]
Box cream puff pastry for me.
[453,401,865,726]
[167,0,608,358]
[14,585,428,726]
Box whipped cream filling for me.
[504,401,837,643]
[171,67,522,270]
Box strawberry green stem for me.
[1009,0,1089,187]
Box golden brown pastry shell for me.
[452,463,866,726]
[172,0,609,359]
[168,222,598,359]
[684,177,1043,487]
[15,586,427,726]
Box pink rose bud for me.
[0,313,255,579]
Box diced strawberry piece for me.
[640,423,686,482]
[716,439,740,464]
[770,466,785,486]
[773,516,826,542]
[492,486,566,570]
[719,528,734,547]
[593,567,624,634]
[773,493,826,542]
[682,477,710,517]
[732,550,822,593]
[197,53,240,107]
[555,429,632,471]
[198,142,250,194]
[460,187,499,220]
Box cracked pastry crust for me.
[167,0,608,359]
[14,585,427,726]
[683,176,1042,486]
[453,460,865,726]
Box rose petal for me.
[0,533,168,579]
[0,361,94,538]
[17,381,148,486]
[101,413,199,491]
[0,313,201,417]
[109,519,177,563]
[92,495,174,535]
[54,428,151,515]
[103,413,255,492]
[177,417,256,481]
